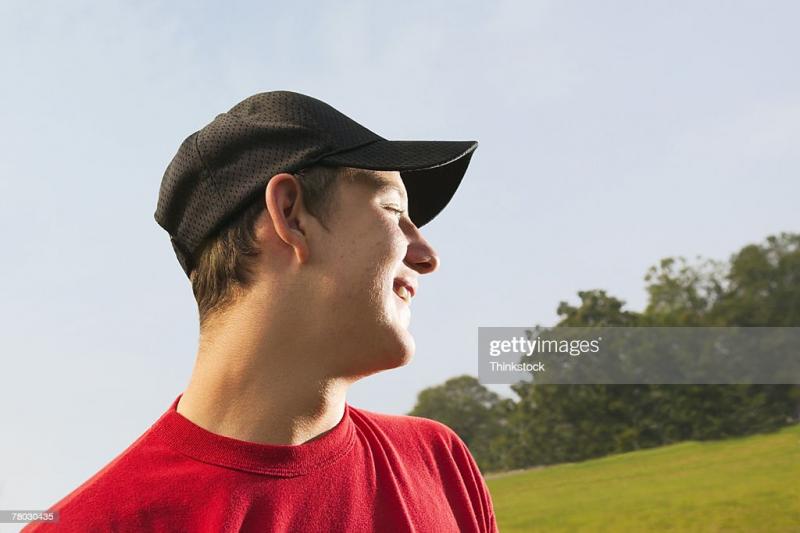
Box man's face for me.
[311,169,439,377]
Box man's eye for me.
[385,206,405,217]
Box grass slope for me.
[486,424,800,532]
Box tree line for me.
[409,232,800,472]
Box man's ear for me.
[264,173,310,264]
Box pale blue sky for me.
[1,0,798,518]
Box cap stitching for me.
[300,138,383,171]
[193,129,228,243]
[189,128,229,262]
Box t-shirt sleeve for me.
[446,430,499,533]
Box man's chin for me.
[386,348,415,370]
[376,333,415,370]
[359,332,416,376]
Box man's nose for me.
[403,227,440,274]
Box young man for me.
[26,91,497,532]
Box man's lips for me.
[393,278,416,303]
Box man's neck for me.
[176,380,348,446]
[176,304,351,446]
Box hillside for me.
[486,424,800,532]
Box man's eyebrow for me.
[376,181,407,203]
[350,169,407,204]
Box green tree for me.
[556,290,640,327]
[711,233,800,326]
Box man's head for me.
[155,90,476,377]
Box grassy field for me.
[486,423,800,532]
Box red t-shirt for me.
[25,394,498,532]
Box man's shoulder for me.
[24,424,192,532]
[348,405,461,449]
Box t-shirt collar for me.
[151,393,357,477]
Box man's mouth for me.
[393,279,413,304]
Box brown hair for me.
[189,166,344,331]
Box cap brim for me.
[319,139,477,227]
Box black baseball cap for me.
[155,91,478,278]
